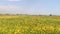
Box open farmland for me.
[0,15,60,34]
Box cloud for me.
[8,0,22,1]
[0,4,39,15]
[0,5,19,11]
[0,5,32,14]
[0,5,24,14]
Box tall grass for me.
[0,15,60,34]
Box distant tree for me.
[5,14,10,15]
[16,14,20,15]
[0,14,2,15]
[49,14,52,16]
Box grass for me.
[0,15,60,34]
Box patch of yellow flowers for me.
[0,16,19,18]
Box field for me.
[0,15,60,34]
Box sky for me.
[0,0,60,15]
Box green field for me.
[0,15,60,34]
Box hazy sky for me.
[0,0,60,15]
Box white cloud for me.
[0,5,24,14]
[0,5,39,15]
[0,5,32,14]
[0,5,18,11]
[8,0,22,1]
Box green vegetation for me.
[0,15,60,34]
